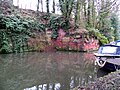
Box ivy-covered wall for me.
[0,14,46,53]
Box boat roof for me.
[97,44,120,55]
[101,44,120,47]
[115,40,120,42]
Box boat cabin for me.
[94,44,120,71]
[97,45,120,55]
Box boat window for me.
[110,41,115,45]
[116,42,120,46]
[101,46,117,54]
[116,47,120,54]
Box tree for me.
[74,0,80,27]
[46,0,49,13]
[37,0,40,12]
[40,0,43,12]
[52,0,55,13]
[59,0,74,20]
[96,0,119,29]
[111,14,120,40]
[91,0,96,28]
[95,0,119,39]
[87,0,92,27]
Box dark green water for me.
[0,52,99,90]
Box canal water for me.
[0,52,108,90]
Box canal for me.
[0,52,107,90]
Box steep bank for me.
[73,70,120,90]
[0,1,100,53]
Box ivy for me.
[0,14,46,53]
[41,14,50,20]
[30,21,46,32]
[48,16,69,39]
[0,32,12,53]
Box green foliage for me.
[0,0,13,14]
[0,32,12,53]
[59,0,74,19]
[99,17,114,40]
[0,14,45,53]
[48,16,69,39]
[30,21,46,32]
[111,14,120,40]
[88,28,108,45]
[41,14,50,20]
[0,40,11,54]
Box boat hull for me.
[102,62,120,71]
[95,59,120,71]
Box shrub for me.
[88,27,109,45]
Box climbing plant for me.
[0,32,12,53]
[0,14,45,53]
[48,16,69,39]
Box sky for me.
[13,0,61,14]
[13,0,120,16]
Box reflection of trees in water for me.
[0,52,97,90]
[97,68,110,78]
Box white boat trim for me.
[94,53,120,57]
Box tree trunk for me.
[17,0,19,6]
[41,0,43,12]
[74,0,80,27]
[87,0,92,27]
[83,0,87,20]
[46,0,49,13]
[37,0,40,12]
[52,0,55,13]
[91,0,96,28]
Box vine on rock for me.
[0,14,45,53]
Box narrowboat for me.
[94,44,120,71]
[110,40,120,46]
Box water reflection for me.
[0,52,97,90]
[97,68,111,78]
[24,83,61,90]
